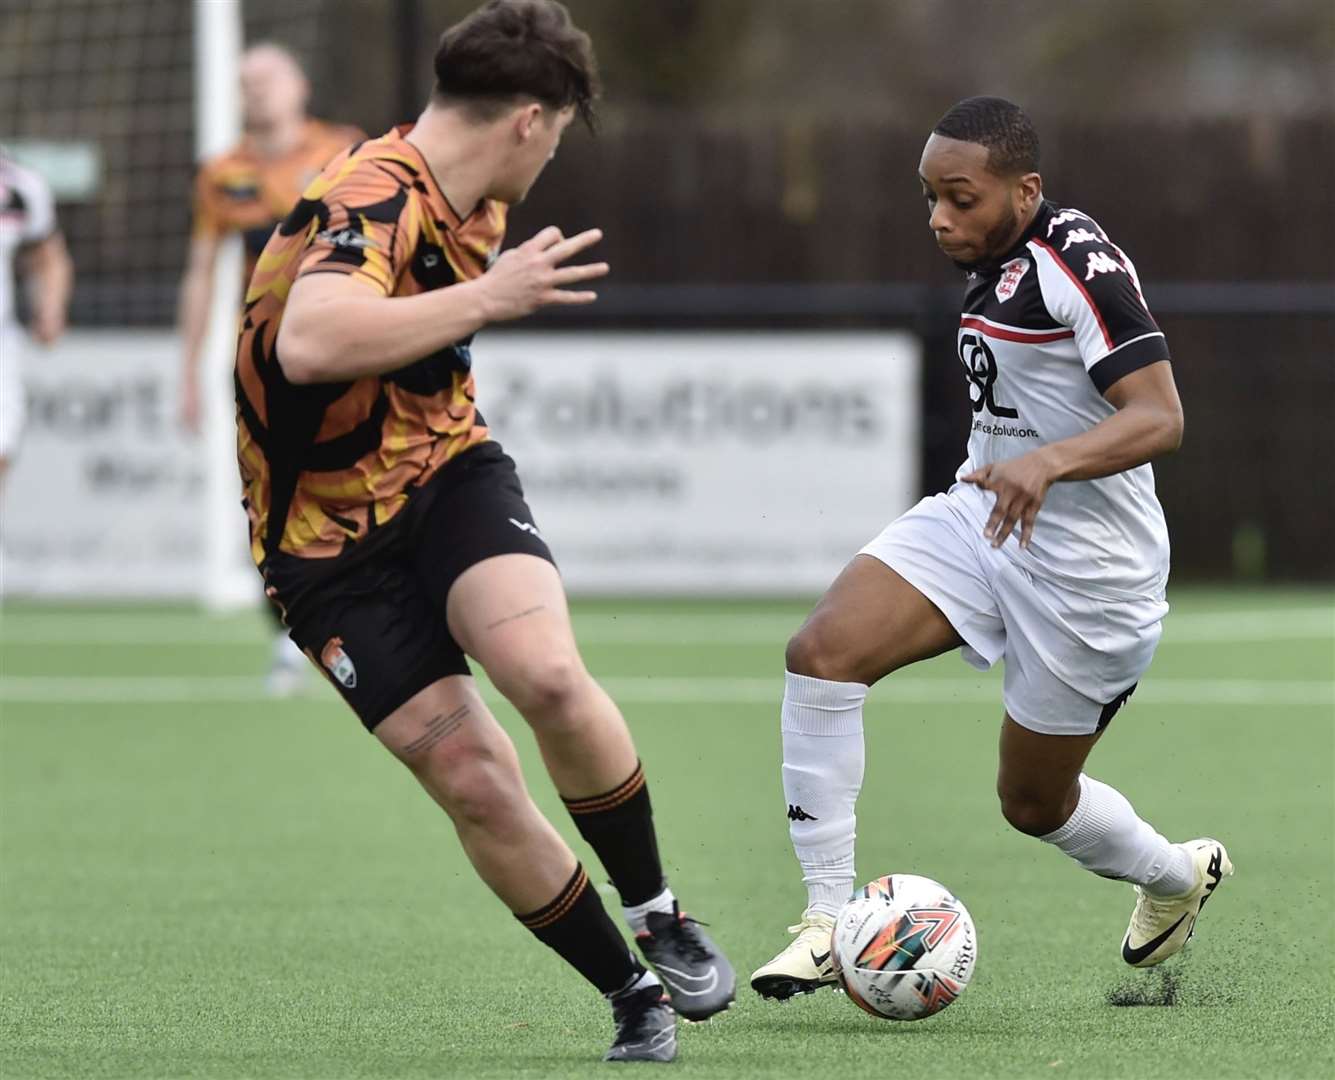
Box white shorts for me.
[0,327,26,459]
[859,488,1167,736]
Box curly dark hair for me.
[933,96,1039,176]
[433,0,600,130]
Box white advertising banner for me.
[479,331,920,595]
[1,329,920,599]
[2,330,211,598]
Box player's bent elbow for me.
[275,325,326,385]
[1160,405,1185,455]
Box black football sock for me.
[515,864,646,996]
[562,761,666,908]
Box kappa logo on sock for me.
[787,804,818,822]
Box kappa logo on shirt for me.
[1061,227,1102,251]
[995,257,1030,303]
[1046,208,1093,236]
[1084,251,1124,280]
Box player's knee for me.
[432,745,523,831]
[785,621,857,682]
[493,651,585,720]
[997,785,1067,838]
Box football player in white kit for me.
[0,154,72,495]
[751,97,1231,1000]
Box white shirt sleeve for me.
[14,163,58,244]
[1028,212,1170,394]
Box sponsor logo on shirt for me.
[971,418,1041,439]
[958,333,1019,419]
[316,227,380,252]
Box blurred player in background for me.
[0,152,72,506]
[752,97,1230,1000]
[178,42,361,692]
[235,0,733,1062]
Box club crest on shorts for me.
[321,637,357,689]
[995,257,1030,302]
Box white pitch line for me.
[0,606,1331,647]
[1164,608,1334,642]
[0,675,1330,708]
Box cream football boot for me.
[750,909,838,1000]
[1121,838,1233,967]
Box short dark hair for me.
[933,96,1039,176]
[433,0,600,130]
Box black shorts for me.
[262,441,554,731]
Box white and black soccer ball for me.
[830,873,977,1021]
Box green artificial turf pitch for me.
[2,587,1333,1079]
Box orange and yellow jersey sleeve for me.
[235,125,507,567]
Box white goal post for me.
[193,0,257,611]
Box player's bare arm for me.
[963,360,1184,548]
[275,225,608,384]
[21,229,73,345]
[176,229,221,430]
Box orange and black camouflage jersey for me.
[193,119,363,281]
[235,125,507,565]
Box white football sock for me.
[781,671,867,918]
[1041,774,1195,896]
[607,966,661,1000]
[622,885,676,935]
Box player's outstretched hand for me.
[962,450,1056,550]
[477,226,608,322]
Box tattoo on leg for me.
[485,604,547,631]
[401,705,470,755]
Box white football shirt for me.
[0,155,58,333]
[951,200,1172,601]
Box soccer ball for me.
[830,873,977,1021]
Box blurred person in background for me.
[177,42,362,693]
[0,152,72,527]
